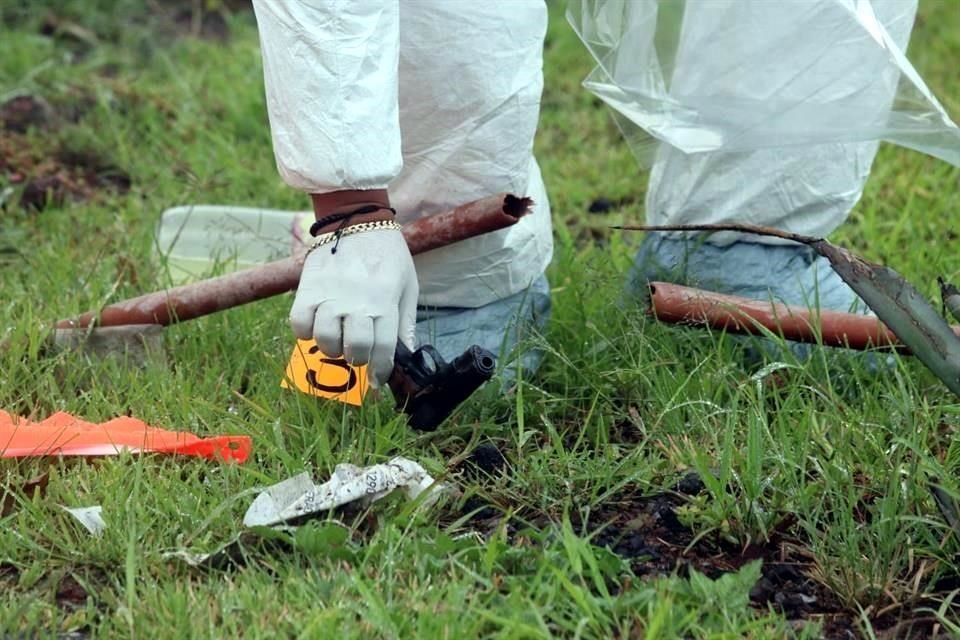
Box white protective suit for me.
[570,0,960,245]
[251,1,554,309]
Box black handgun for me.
[387,341,497,431]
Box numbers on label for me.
[282,339,369,406]
[304,346,358,394]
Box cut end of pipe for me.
[503,194,533,219]
[645,282,658,314]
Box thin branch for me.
[611,222,821,246]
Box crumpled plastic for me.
[61,505,107,536]
[243,457,440,528]
[568,0,960,166]
[165,458,445,568]
[0,410,251,462]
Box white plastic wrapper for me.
[62,505,106,536]
[568,0,960,165]
[243,457,440,528]
[164,458,441,568]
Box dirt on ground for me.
[1,1,256,213]
[452,441,957,640]
[1,94,131,212]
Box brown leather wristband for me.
[309,188,395,236]
[310,189,390,219]
[310,208,397,236]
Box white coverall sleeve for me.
[252,0,402,193]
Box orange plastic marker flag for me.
[281,339,369,406]
[0,410,251,462]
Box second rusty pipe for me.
[648,281,960,354]
[57,193,531,330]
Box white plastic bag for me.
[155,205,313,284]
[568,0,960,166]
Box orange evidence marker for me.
[281,339,369,406]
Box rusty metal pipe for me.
[648,281,960,355]
[402,193,530,255]
[57,193,531,330]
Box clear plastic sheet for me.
[568,0,960,167]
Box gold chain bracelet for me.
[308,220,403,254]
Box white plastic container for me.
[155,205,314,284]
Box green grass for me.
[2,2,960,638]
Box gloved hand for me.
[290,227,419,386]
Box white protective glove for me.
[290,228,419,386]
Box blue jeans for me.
[415,274,551,383]
[627,233,869,312]
[420,233,889,378]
